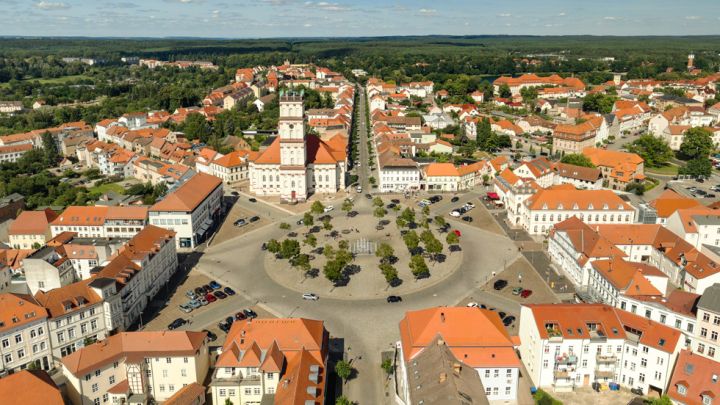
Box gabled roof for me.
[526,188,632,211]
[0,370,63,405]
[551,217,626,263]
[0,293,47,334]
[650,189,702,219]
[668,350,720,405]
[34,279,103,318]
[554,163,602,182]
[9,209,57,236]
[591,259,663,296]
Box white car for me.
[323,205,334,213]
[302,293,319,301]
[356,186,362,193]
[450,210,461,217]
[464,202,476,210]
[466,302,480,308]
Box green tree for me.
[374,207,387,218]
[520,86,538,104]
[338,240,349,250]
[395,217,407,228]
[279,222,291,230]
[679,127,714,160]
[446,232,459,245]
[649,395,672,405]
[336,396,352,405]
[323,259,343,282]
[680,158,712,178]
[310,201,325,215]
[373,197,384,207]
[560,153,595,168]
[291,253,311,272]
[279,239,300,259]
[41,131,59,166]
[498,84,511,98]
[422,205,430,216]
[376,242,394,260]
[342,199,353,212]
[409,254,429,278]
[626,134,674,168]
[322,218,333,230]
[434,215,446,228]
[324,244,335,260]
[403,230,420,250]
[266,239,280,254]
[476,117,493,151]
[303,212,314,226]
[400,207,415,223]
[380,262,398,284]
[181,112,211,142]
[225,398,235,405]
[335,249,353,267]
[381,358,393,375]
[335,360,353,382]
[582,93,617,114]
[425,237,443,261]
[303,234,317,247]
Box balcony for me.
[594,370,614,380]
[553,370,571,379]
[596,354,616,363]
[557,355,578,365]
[588,329,607,342]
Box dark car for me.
[230,191,239,196]
[379,219,390,226]
[449,245,462,252]
[387,295,402,303]
[630,387,644,396]
[391,199,400,204]
[451,196,460,202]
[503,316,516,326]
[224,287,236,296]
[386,203,396,209]
[168,318,186,330]
[365,194,372,199]
[347,211,359,218]
[203,329,217,342]
[205,293,217,303]
[249,198,257,202]
[493,279,508,290]
[234,312,247,320]
[429,196,442,203]
[218,321,231,333]
[194,287,205,296]
[243,308,258,318]
[462,216,473,222]
[309,226,321,233]
[209,280,221,290]
[260,242,267,251]
[202,284,213,293]
[213,291,227,299]
[249,216,260,223]
[225,316,235,325]
[498,311,507,319]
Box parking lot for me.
[211,199,270,245]
[482,256,560,306]
[668,178,720,200]
[446,200,506,236]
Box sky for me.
[0,0,719,38]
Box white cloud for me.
[418,8,436,15]
[685,16,701,20]
[35,1,69,10]
[304,1,350,11]
[303,23,312,27]
[603,16,619,20]
[497,13,512,17]
[558,12,566,16]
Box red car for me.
[520,289,533,298]
[453,229,462,237]
[205,293,217,303]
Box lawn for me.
[90,182,126,195]
[646,164,679,176]
[0,74,92,88]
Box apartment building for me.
[149,173,223,249]
[8,208,58,250]
[397,307,521,403]
[519,304,682,396]
[586,258,666,306]
[61,331,209,405]
[692,284,720,362]
[553,163,603,190]
[210,150,252,184]
[582,147,645,190]
[210,318,328,405]
[424,162,489,192]
[666,207,720,250]
[617,290,700,347]
[552,116,608,155]
[667,350,720,405]
[0,293,52,373]
[513,157,555,188]
[0,143,33,163]
[33,280,108,365]
[50,206,148,239]
[377,151,421,193]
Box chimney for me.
[452,363,462,375]
[440,312,445,323]
[439,372,447,383]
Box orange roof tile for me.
[33,279,103,318]
[0,370,63,405]
[591,259,663,296]
[650,189,702,218]
[526,188,632,211]
[150,173,222,213]
[425,163,459,177]
[163,382,206,405]
[9,209,57,235]
[0,293,47,334]
[668,350,720,405]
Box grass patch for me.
[646,164,679,176]
[533,389,563,405]
[90,182,126,195]
[0,74,92,88]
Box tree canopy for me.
[626,134,674,168]
[560,153,595,168]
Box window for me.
[90,320,97,331]
[639,373,645,383]
[678,384,687,395]
[102,394,108,403]
[655,371,662,380]
[91,383,99,393]
[3,354,11,364]
[641,358,647,367]
[582,359,588,367]
[506,369,512,377]
[645,310,651,318]
[698,343,706,354]
[642,346,649,354]
[93,399,100,405]
[162,370,168,378]
[268,387,275,394]
[493,387,499,396]
[485,387,491,395]
[714,316,720,325]
[253,387,261,395]
[660,314,666,324]
[14,334,21,344]
[702,328,708,338]
[484,370,490,378]
[267,372,274,379]
[506,386,511,395]
[16,349,24,359]
[113,361,118,368]
[85,374,91,381]
[244,388,252,395]
[709,347,716,358]
[712,331,718,341]
[169,385,175,392]
[1,339,8,348]
[181,369,187,377]
[494,369,499,377]
[228,389,235,396]
[676,319,682,328]
[166,357,172,363]
[57,332,64,343]
[109,376,115,385]
[183,357,188,363]
[543,359,548,368]
[68,328,76,339]
[703,313,710,322]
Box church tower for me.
[278,90,308,202]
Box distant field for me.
[0,74,92,88]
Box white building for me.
[513,157,555,188]
[248,91,347,203]
[0,293,52,373]
[50,206,148,239]
[209,150,250,185]
[616,291,700,347]
[61,331,209,405]
[692,283,720,362]
[397,307,521,403]
[377,151,421,193]
[0,143,33,163]
[149,172,223,249]
[666,207,720,250]
[519,304,683,396]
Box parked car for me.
[297,219,305,225]
[249,198,257,203]
[512,287,523,295]
[186,290,197,299]
[230,191,239,196]
[202,285,213,293]
[391,199,400,204]
[494,279,508,290]
[243,308,258,318]
[498,311,506,319]
[209,280,221,290]
[451,196,460,203]
[302,293,319,301]
[365,194,372,199]
[198,296,208,306]
[347,211,359,218]
[630,387,644,396]
[235,312,247,320]
[249,216,260,222]
[462,216,473,222]
[205,293,217,303]
[194,287,205,296]
[224,287,236,296]
[213,291,227,299]
[429,196,442,203]
[188,300,201,309]
[225,316,235,325]
[179,303,192,313]
[323,205,334,213]
[218,322,231,333]
[466,302,480,308]
[520,289,533,298]
[450,210,462,217]
[168,318,187,330]
[503,316,516,326]
[387,295,402,303]
[261,242,267,251]
[464,202,475,209]
[203,329,217,342]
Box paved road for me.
[357,86,372,193]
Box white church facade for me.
[248,91,347,202]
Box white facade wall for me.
[0,319,52,373]
[379,167,421,193]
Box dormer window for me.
[703,395,712,405]
[677,384,687,395]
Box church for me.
[248,91,347,203]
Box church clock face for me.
[289,124,294,129]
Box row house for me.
[210,318,328,405]
[586,258,667,306]
[491,119,524,138]
[76,140,135,177]
[583,147,645,190]
[62,331,209,405]
[23,233,123,293]
[520,185,634,235]
[397,307,521,403]
[423,162,489,192]
[149,173,223,249]
[667,349,720,405]
[645,189,703,225]
[552,163,603,190]
[493,74,586,96]
[519,304,682,396]
[610,101,652,137]
[33,280,108,364]
[666,207,720,251]
[517,115,556,135]
[194,147,222,175]
[398,81,434,98]
[0,143,33,163]
[209,150,253,184]
[553,116,609,155]
[8,208,57,250]
[513,157,554,188]
[132,156,194,186]
[692,284,720,362]
[0,293,53,373]
[377,151,421,193]
[50,206,148,239]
